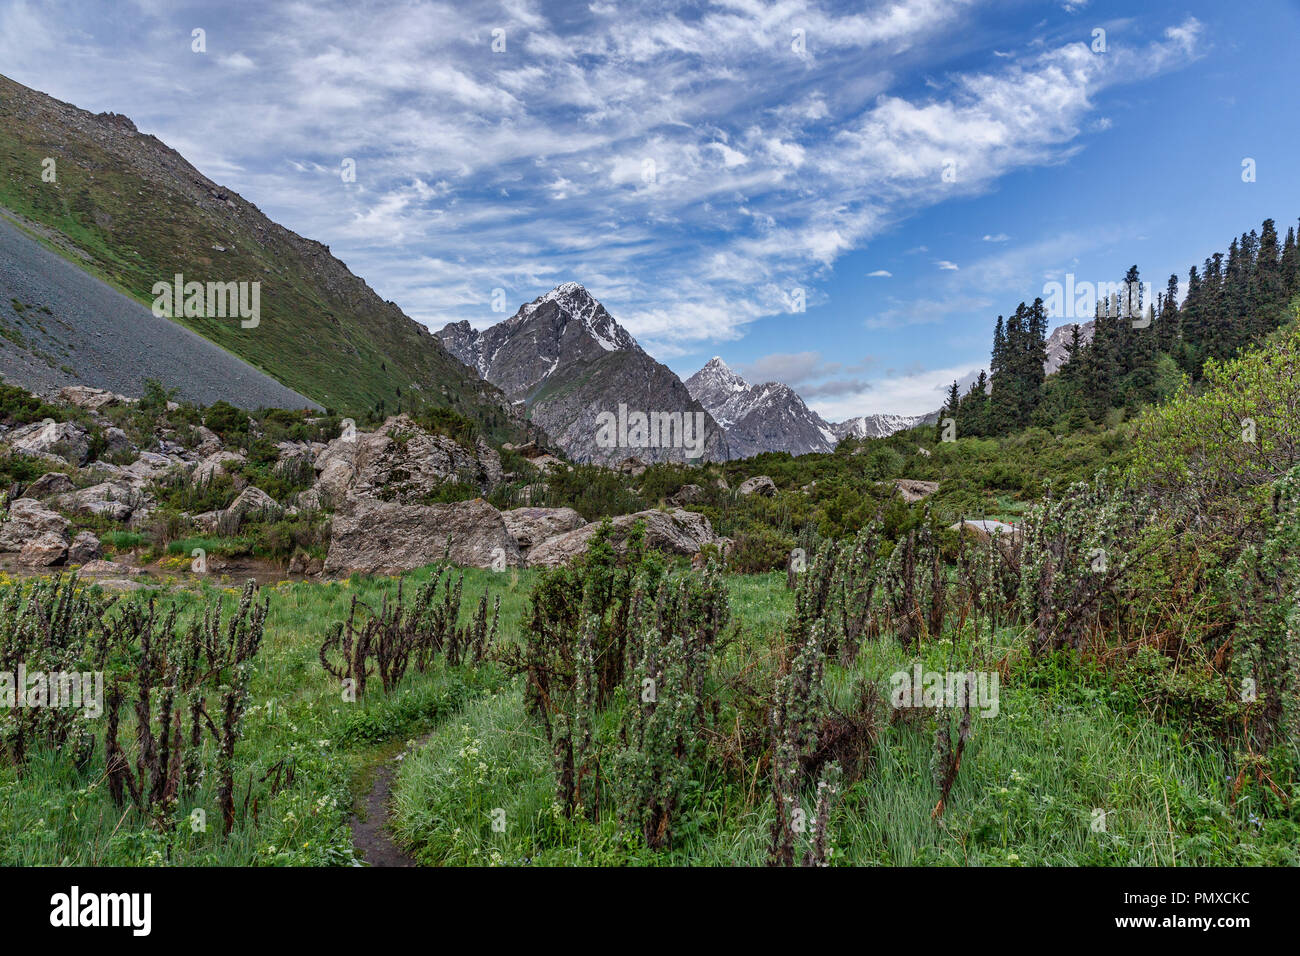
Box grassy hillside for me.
[0,74,525,441]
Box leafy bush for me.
[414,406,479,451]
[1225,465,1300,770]
[202,400,248,441]
[728,527,794,573]
[0,383,66,427]
[1133,323,1300,518]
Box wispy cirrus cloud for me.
[0,0,1203,359]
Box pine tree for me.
[1281,226,1298,299]
[1201,252,1227,366]
[1256,218,1287,331]
[957,371,989,438]
[990,316,1006,377]
[1157,273,1180,353]
[988,313,1019,434]
[1178,264,1203,374]
[1025,297,1048,412]
[1084,298,1120,420]
[936,380,961,441]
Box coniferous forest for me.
[941,218,1300,437]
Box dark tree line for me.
[939,217,1300,438]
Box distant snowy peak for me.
[685,357,752,425]
[436,282,646,389]
[686,359,837,456]
[831,412,936,440]
[693,356,749,397]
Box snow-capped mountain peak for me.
[436,285,728,464]
[519,282,640,353]
[686,359,837,456]
[688,357,751,410]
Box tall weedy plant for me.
[0,575,113,769]
[1226,465,1300,782]
[612,566,729,849]
[508,521,661,817]
[1016,474,1150,655]
[104,582,268,833]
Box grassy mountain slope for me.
[0,74,525,440]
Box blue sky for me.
[2,0,1297,418]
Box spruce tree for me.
[1256,218,1286,331]
[1281,226,1298,299]
[1158,273,1180,353]
[937,380,961,440]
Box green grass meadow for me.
[3,566,1288,867]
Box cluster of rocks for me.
[0,392,734,576]
[0,386,267,566]
[323,498,728,574]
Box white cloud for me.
[0,1,1205,355]
[812,360,984,420]
[219,52,255,71]
[709,142,749,168]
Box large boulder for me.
[297,437,359,511]
[349,416,499,502]
[324,496,523,574]
[25,472,76,499]
[299,415,502,510]
[95,452,185,489]
[192,426,223,457]
[950,518,1017,538]
[529,454,567,475]
[67,530,103,565]
[0,498,70,553]
[53,481,143,522]
[101,427,135,459]
[738,475,777,497]
[79,558,145,577]
[526,508,727,568]
[6,419,91,465]
[57,385,132,411]
[668,483,704,506]
[476,438,504,487]
[273,441,321,481]
[226,485,282,523]
[617,456,648,478]
[18,531,69,566]
[950,519,1020,560]
[894,478,939,503]
[193,450,245,483]
[501,507,585,554]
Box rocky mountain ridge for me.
[437,284,728,464]
[685,357,838,457]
